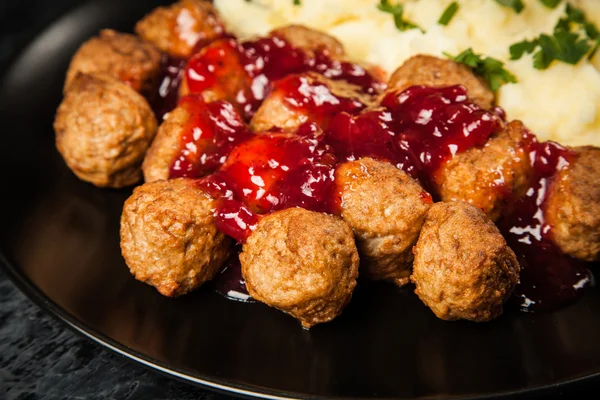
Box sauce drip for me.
[149,56,187,120]
[499,140,593,311]
[185,35,384,119]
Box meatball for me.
[240,208,359,328]
[135,0,224,59]
[120,178,232,297]
[545,146,600,261]
[250,72,372,132]
[335,158,432,286]
[434,120,532,221]
[269,25,345,58]
[411,202,520,322]
[64,29,162,94]
[143,106,189,182]
[54,73,157,188]
[388,55,494,109]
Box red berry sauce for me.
[168,95,253,179]
[499,140,593,311]
[148,56,188,120]
[185,35,384,119]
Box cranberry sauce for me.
[196,124,339,242]
[500,141,593,311]
[274,73,369,130]
[168,95,253,179]
[327,85,502,188]
[184,35,384,119]
[149,56,188,120]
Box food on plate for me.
[143,95,251,182]
[411,201,520,322]
[215,0,600,148]
[135,0,225,59]
[433,120,532,222]
[53,0,600,328]
[335,158,431,286]
[64,29,162,94]
[54,72,157,188]
[120,178,232,297]
[545,146,600,261]
[250,72,372,133]
[387,54,494,109]
[240,207,359,328]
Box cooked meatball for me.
[250,72,372,132]
[388,55,494,109]
[143,106,189,182]
[545,146,600,261]
[335,158,432,286]
[411,202,520,322]
[240,208,359,328]
[64,29,162,94]
[120,178,232,297]
[270,25,345,58]
[54,73,157,188]
[135,0,224,59]
[434,120,532,221]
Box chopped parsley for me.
[540,0,562,8]
[293,0,301,5]
[445,48,518,91]
[509,4,600,68]
[495,0,525,14]
[377,0,422,32]
[438,2,459,26]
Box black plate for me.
[2,1,600,399]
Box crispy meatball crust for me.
[64,29,162,94]
[545,146,600,261]
[270,25,345,58]
[388,55,494,109]
[240,208,359,328]
[434,120,532,221]
[250,72,373,132]
[143,106,190,182]
[336,158,431,286]
[54,73,158,188]
[120,178,232,297]
[411,202,520,322]
[135,0,224,59]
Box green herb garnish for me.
[445,48,518,91]
[293,0,301,5]
[540,0,562,8]
[438,2,459,26]
[495,0,525,14]
[377,0,422,32]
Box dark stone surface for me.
[0,269,235,400]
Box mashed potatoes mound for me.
[214,0,600,146]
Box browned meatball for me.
[143,106,189,182]
[545,146,600,261]
[434,120,532,222]
[120,178,232,297]
[240,208,359,328]
[335,158,432,286]
[388,55,494,109]
[269,25,345,58]
[135,0,224,59]
[64,29,162,94]
[54,73,158,188]
[250,72,373,132]
[411,202,520,322]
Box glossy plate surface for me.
[1,1,600,398]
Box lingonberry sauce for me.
[184,35,383,119]
[168,95,253,179]
[500,140,593,311]
[149,56,188,120]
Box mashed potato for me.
[214,0,600,146]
